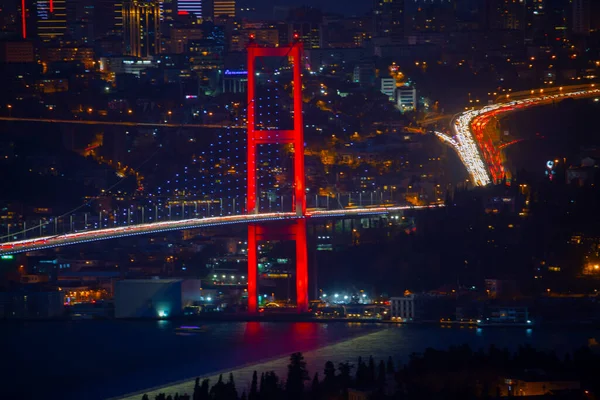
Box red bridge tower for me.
[246,40,308,313]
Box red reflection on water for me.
[290,322,319,347]
[244,321,263,344]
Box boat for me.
[175,325,207,333]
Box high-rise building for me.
[177,0,202,18]
[66,0,95,43]
[37,0,68,42]
[487,0,526,31]
[122,0,161,57]
[372,0,403,44]
[404,0,456,33]
[287,7,323,49]
[0,1,21,36]
[572,0,590,35]
[213,0,235,19]
[114,1,124,34]
[159,0,177,23]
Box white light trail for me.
[0,205,445,254]
[437,87,600,187]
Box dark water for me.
[3,321,598,400]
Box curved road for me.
[436,84,600,186]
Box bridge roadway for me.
[0,205,443,255]
[436,84,600,186]
[0,116,244,129]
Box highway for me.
[436,84,600,186]
[0,205,443,255]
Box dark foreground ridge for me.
[141,345,600,400]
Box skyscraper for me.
[122,0,161,57]
[177,0,202,18]
[37,0,68,42]
[487,0,526,31]
[572,0,591,35]
[213,0,235,19]
[372,0,403,44]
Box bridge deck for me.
[0,205,443,255]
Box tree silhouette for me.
[323,360,336,395]
[259,372,265,395]
[377,360,386,389]
[367,356,376,385]
[210,374,225,400]
[386,356,395,374]
[261,371,281,400]
[225,373,238,400]
[311,372,320,399]
[286,352,309,400]
[338,362,354,395]
[355,356,368,388]
[249,371,258,400]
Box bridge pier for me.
[246,40,308,313]
[247,219,309,313]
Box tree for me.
[386,356,395,374]
[259,372,265,395]
[193,378,201,400]
[286,352,309,400]
[262,371,281,400]
[338,362,354,394]
[210,374,226,400]
[199,379,210,400]
[225,373,238,400]
[368,356,376,385]
[377,360,386,389]
[322,360,337,396]
[249,371,258,400]
[142,395,149,400]
[355,356,368,388]
[311,372,320,399]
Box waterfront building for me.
[0,288,64,319]
[114,278,202,318]
[390,294,425,321]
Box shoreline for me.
[109,329,386,400]
[5,314,600,329]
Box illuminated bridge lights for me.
[437,87,600,187]
[0,205,444,255]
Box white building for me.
[222,70,247,93]
[380,78,396,101]
[390,294,424,321]
[99,56,157,77]
[396,86,417,113]
[115,278,202,318]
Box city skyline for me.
[1,1,600,397]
